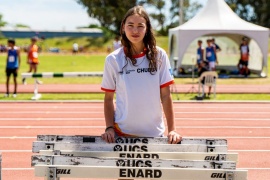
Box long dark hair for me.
[120,6,157,74]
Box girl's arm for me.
[101,91,115,143]
[160,86,182,144]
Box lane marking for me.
[0,136,270,139]
[0,126,269,129]
[2,150,270,153]
[2,111,270,114]
[2,168,34,170]
[1,106,270,109]
[229,150,270,152]
[0,118,104,121]
[0,117,270,121]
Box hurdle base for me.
[31,94,42,100]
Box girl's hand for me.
[167,131,182,144]
[101,128,115,143]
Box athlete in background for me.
[101,6,181,144]
[5,39,21,97]
[22,36,42,84]
[196,40,204,71]
[206,39,218,71]
[238,37,250,77]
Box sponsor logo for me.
[115,137,149,144]
[113,145,148,152]
[119,153,159,159]
[56,169,71,174]
[119,169,162,178]
[116,159,152,167]
[211,173,226,178]
[125,70,135,74]
[137,68,157,73]
[204,156,218,161]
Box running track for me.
[0,102,269,180]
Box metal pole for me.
[179,0,184,25]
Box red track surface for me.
[0,102,269,180]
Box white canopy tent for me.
[169,0,269,76]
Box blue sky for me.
[0,0,207,31]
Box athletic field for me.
[0,101,269,179]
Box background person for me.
[101,5,181,144]
[113,36,122,51]
[196,40,204,71]
[238,37,250,77]
[5,39,21,98]
[22,36,42,85]
[206,39,218,71]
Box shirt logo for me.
[126,70,135,74]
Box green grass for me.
[1,93,270,101]
[1,36,270,101]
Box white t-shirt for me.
[101,47,174,137]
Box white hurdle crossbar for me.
[21,72,103,100]
[32,135,248,180]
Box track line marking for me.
[0,136,270,139]
[0,117,269,121]
[0,126,269,129]
[2,168,34,170]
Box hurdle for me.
[21,72,103,100]
[32,135,248,180]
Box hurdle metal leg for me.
[46,167,60,180]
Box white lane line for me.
[2,111,270,114]
[1,150,32,152]
[2,168,34,170]
[0,118,104,121]
[175,118,270,121]
[2,168,270,171]
[1,168,270,171]
[238,168,270,170]
[1,111,103,114]
[175,112,270,114]
[2,150,270,153]
[1,106,270,109]
[0,126,269,129]
[229,150,270,152]
[0,117,269,121]
[0,136,270,139]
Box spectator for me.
[196,40,204,71]
[5,39,21,98]
[238,37,250,77]
[101,5,181,144]
[113,36,122,51]
[72,42,79,54]
[22,36,42,85]
[206,39,218,71]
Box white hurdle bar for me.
[32,136,247,180]
[21,72,103,100]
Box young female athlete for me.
[101,6,181,144]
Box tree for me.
[77,0,138,34]
[169,0,202,28]
[225,0,270,28]
[147,0,166,35]
[0,14,7,27]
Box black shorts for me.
[239,60,248,67]
[6,68,18,77]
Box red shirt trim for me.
[160,80,174,88]
[124,47,147,58]
[114,123,137,137]
[101,87,115,92]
